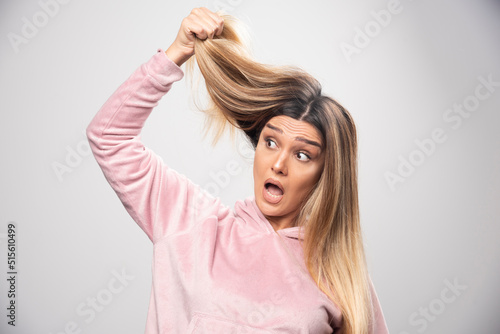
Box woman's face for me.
[253,115,325,231]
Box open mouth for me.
[263,179,284,204]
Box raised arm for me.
[86,8,225,242]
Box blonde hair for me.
[186,12,374,333]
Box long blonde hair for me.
[186,12,374,333]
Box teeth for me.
[266,187,282,198]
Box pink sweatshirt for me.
[86,48,389,333]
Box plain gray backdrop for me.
[1,0,499,333]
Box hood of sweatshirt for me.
[233,196,306,241]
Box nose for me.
[271,151,288,176]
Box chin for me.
[255,195,274,214]
[255,195,285,217]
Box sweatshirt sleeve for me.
[369,276,390,333]
[86,48,221,243]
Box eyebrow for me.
[265,123,322,149]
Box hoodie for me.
[86,48,390,333]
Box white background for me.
[1,0,499,333]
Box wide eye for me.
[296,152,310,161]
[266,139,277,148]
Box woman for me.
[86,7,389,334]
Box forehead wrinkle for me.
[265,121,322,149]
[265,123,283,134]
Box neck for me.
[265,214,297,232]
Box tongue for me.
[267,184,283,196]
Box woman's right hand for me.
[165,7,224,67]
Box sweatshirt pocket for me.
[187,312,274,334]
